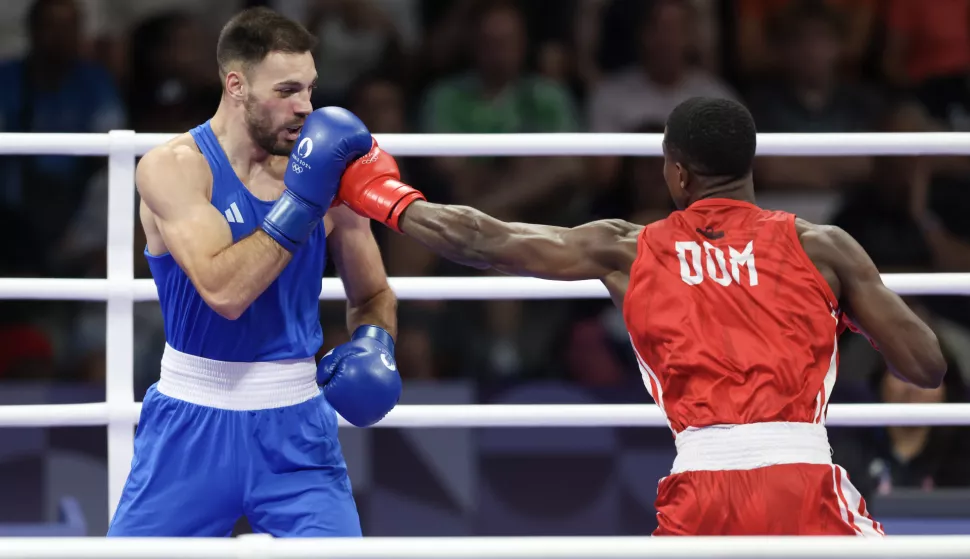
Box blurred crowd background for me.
[1,0,970,534]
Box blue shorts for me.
[107,384,361,537]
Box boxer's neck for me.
[688,176,756,208]
[209,99,274,170]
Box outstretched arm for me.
[336,140,639,281]
[801,220,946,388]
[398,201,640,281]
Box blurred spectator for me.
[832,102,970,278]
[747,0,876,190]
[0,321,54,380]
[587,0,734,133]
[418,0,582,231]
[347,73,407,134]
[829,104,936,266]
[128,11,220,132]
[587,0,733,190]
[81,0,242,86]
[0,0,124,275]
[347,74,443,278]
[417,0,479,84]
[0,207,54,380]
[689,0,723,74]
[304,0,410,105]
[556,300,636,387]
[273,0,421,49]
[419,1,582,378]
[597,0,722,76]
[832,345,970,501]
[735,0,879,79]
[882,0,970,129]
[570,0,606,99]
[590,123,674,225]
[420,1,580,153]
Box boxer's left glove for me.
[318,325,402,427]
[336,140,426,232]
[262,107,372,252]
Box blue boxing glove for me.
[262,107,373,252]
[319,325,402,427]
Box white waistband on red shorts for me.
[671,422,833,474]
[156,343,319,411]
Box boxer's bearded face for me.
[241,52,316,156]
[244,95,288,155]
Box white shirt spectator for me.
[587,67,736,132]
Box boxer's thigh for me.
[653,471,750,535]
[245,393,361,537]
[107,384,243,537]
[655,464,883,536]
[801,464,883,536]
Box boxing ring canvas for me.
[0,131,970,556]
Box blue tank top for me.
[146,121,327,362]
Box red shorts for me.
[653,463,885,536]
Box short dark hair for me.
[664,97,757,178]
[216,7,317,78]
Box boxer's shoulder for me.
[140,132,207,176]
[794,217,842,257]
[137,133,213,207]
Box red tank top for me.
[623,198,845,435]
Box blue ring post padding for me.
[261,190,322,252]
[352,325,395,354]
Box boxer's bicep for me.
[136,147,233,290]
[820,225,945,388]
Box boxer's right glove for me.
[336,140,426,232]
[262,107,373,252]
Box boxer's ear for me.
[224,69,247,102]
[676,162,689,190]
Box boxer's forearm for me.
[398,201,502,270]
[398,201,640,281]
[346,287,398,340]
[197,229,292,320]
[327,205,399,340]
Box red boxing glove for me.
[338,139,426,232]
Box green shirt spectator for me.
[421,73,579,134]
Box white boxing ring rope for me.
[5,535,970,559]
[0,131,969,557]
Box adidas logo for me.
[224,202,244,224]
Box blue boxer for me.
[109,352,361,537]
[108,8,401,537]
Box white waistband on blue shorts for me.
[156,343,319,411]
[671,422,833,474]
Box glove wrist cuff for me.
[388,189,427,232]
[352,325,395,354]
[262,190,323,252]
